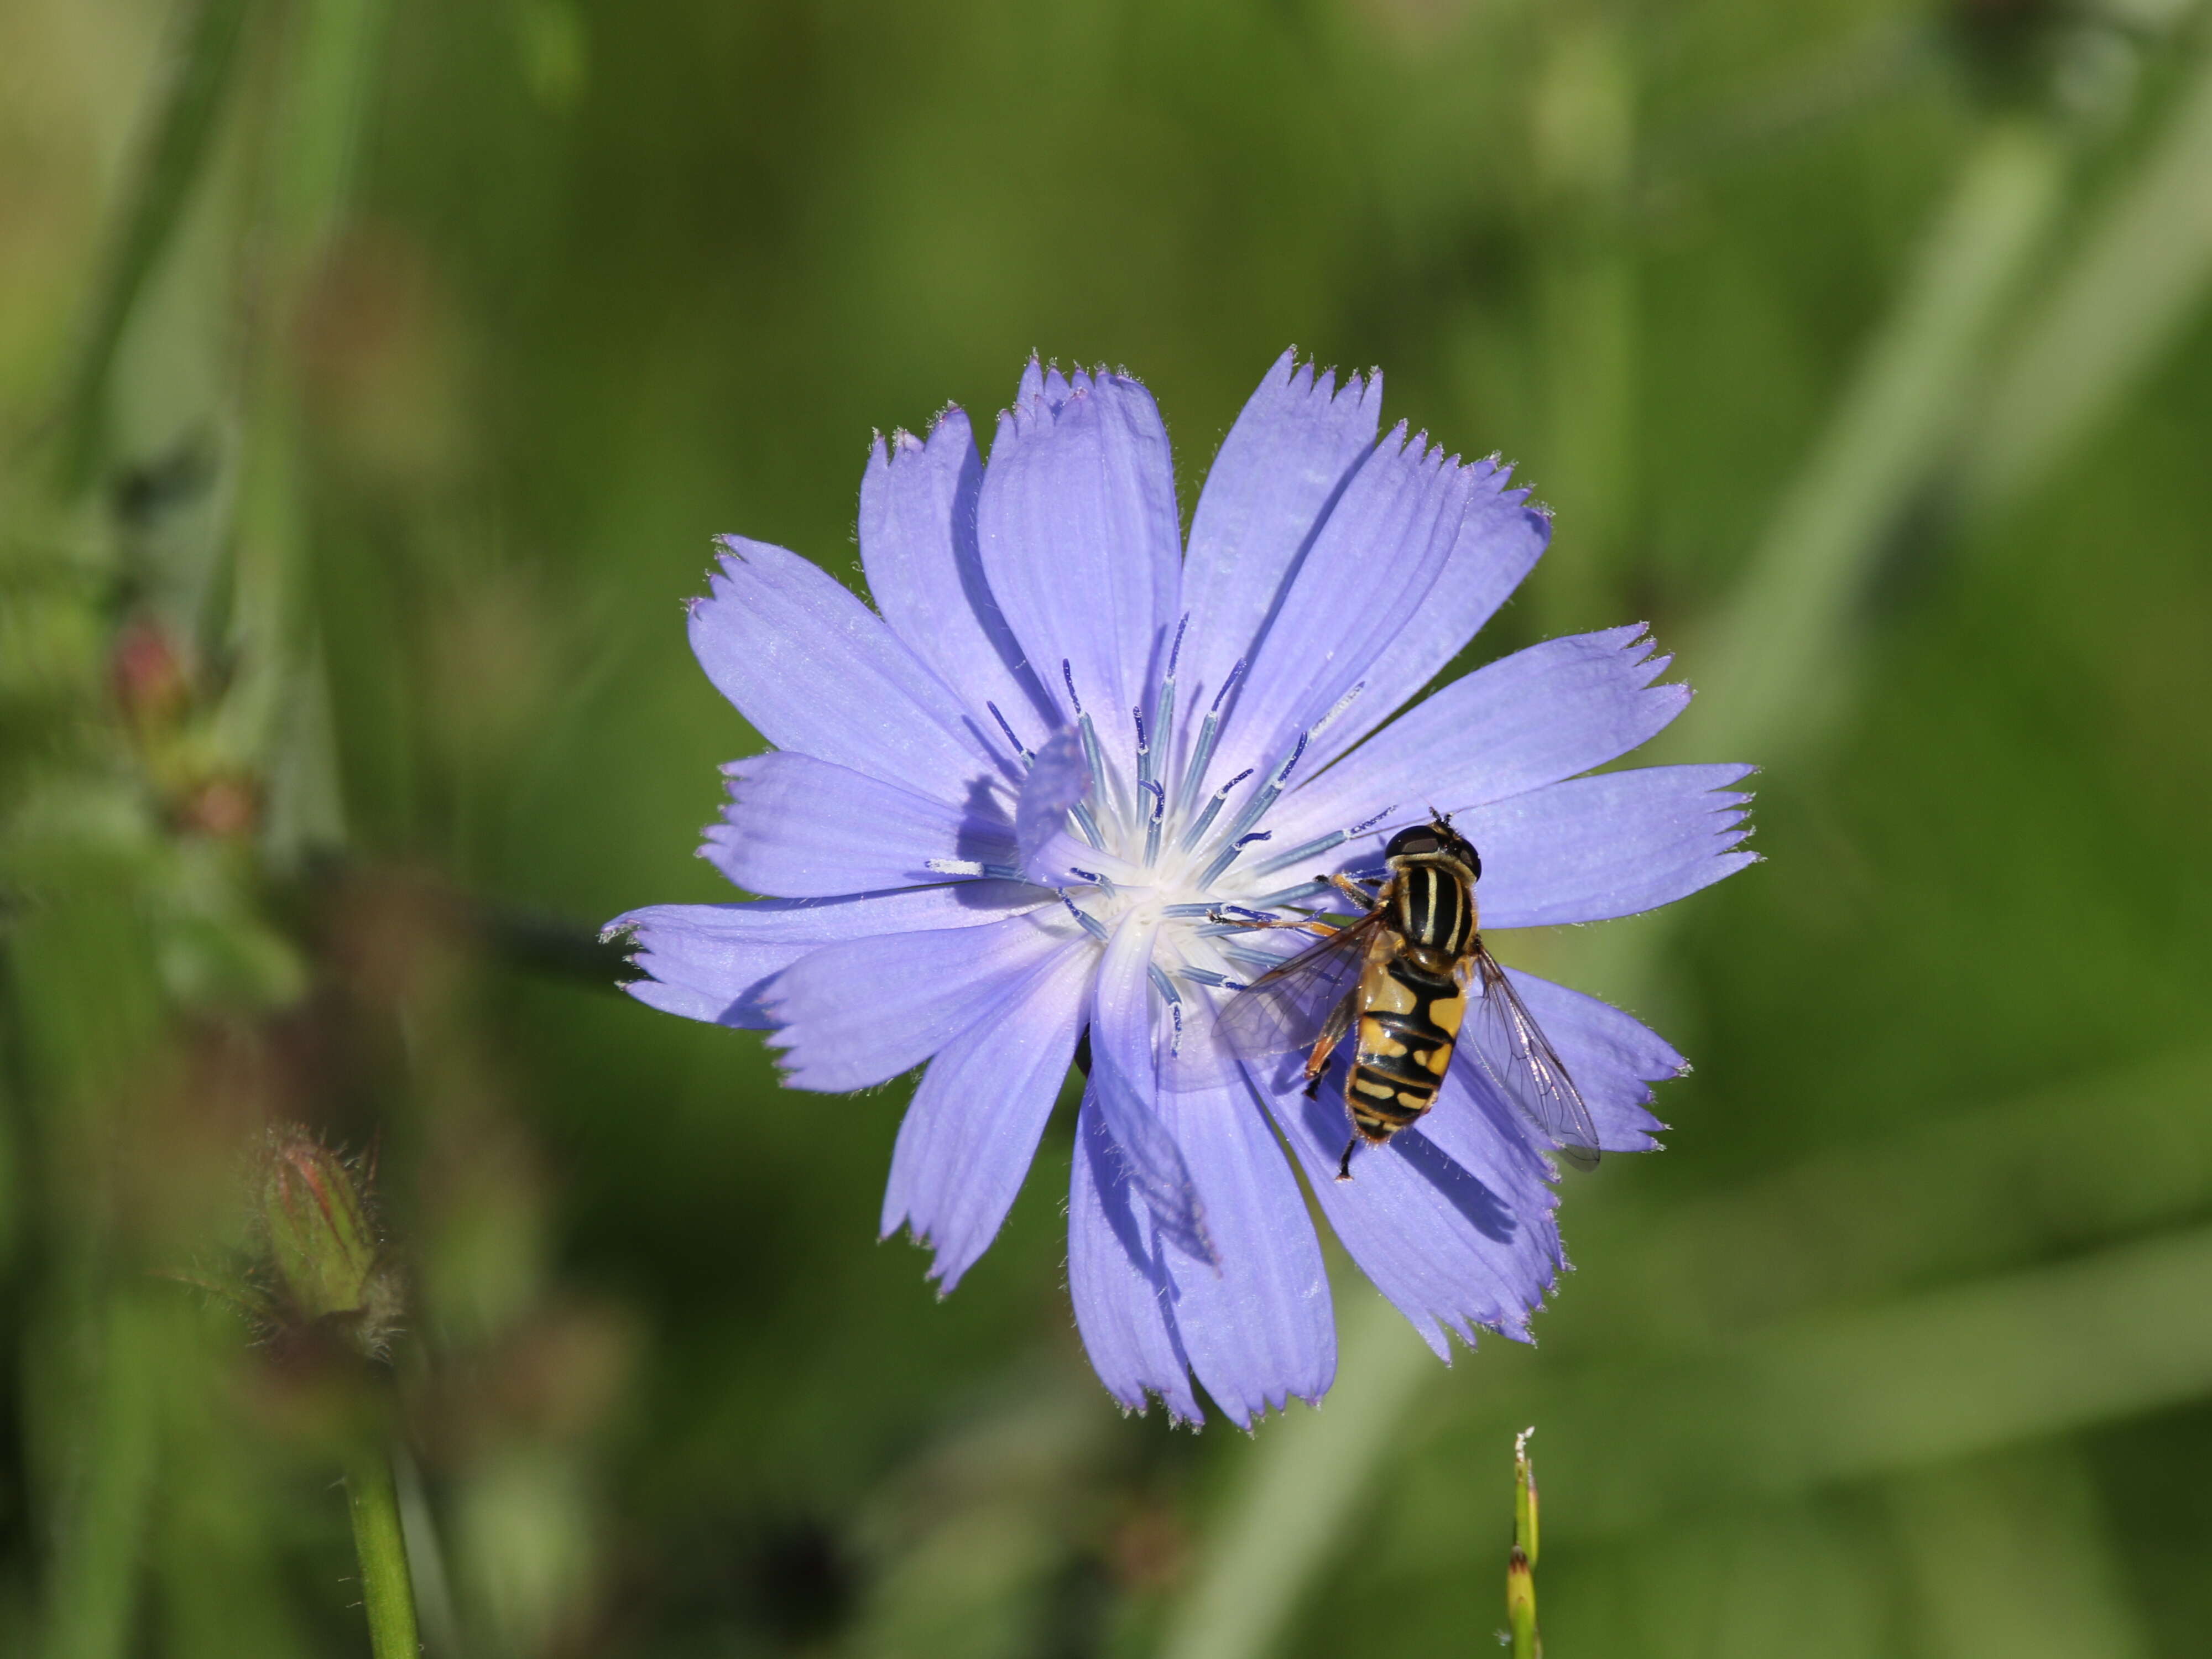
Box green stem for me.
[1156,1292,1435,1659]
[51,0,255,496]
[1668,117,2064,768]
[344,1439,421,1659]
[1960,35,2212,518]
[42,1297,160,1659]
[1507,1546,1538,1659]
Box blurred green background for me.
[5,0,2212,1655]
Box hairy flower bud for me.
[110,615,191,731]
[260,1128,403,1359]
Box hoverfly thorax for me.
[1381,819,1481,974]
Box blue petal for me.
[1449,763,1757,928]
[1328,764,1756,928]
[860,410,1057,745]
[769,911,1078,1091]
[1066,1073,1335,1428]
[1178,352,1380,716]
[1070,915,1334,1423]
[1266,1067,1562,1358]
[1089,912,1212,1264]
[705,752,1016,898]
[978,368,1183,763]
[690,537,1007,804]
[881,940,1095,1291]
[1207,426,1473,796]
[1298,469,1552,776]
[1503,969,1681,1154]
[1154,1072,1335,1422]
[602,883,1045,1029]
[1273,626,1691,845]
[1068,1092,1203,1423]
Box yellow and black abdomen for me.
[1344,943,1468,1141]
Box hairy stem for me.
[344,1439,421,1659]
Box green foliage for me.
[4,0,2212,1655]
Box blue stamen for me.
[1244,829,1347,878]
[1075,703,1124,832]
[1211,658,1247,715]
[1140,778,1166,866]
[1214,940,1306,971]
[1076,708,1126,831]
[924,859,1029,880]
[1212,904,1277,922]
[1240,878,1330,909]
[1197,731,1310,885]
[1150,679,1176,805]
[1150,617,1186,807]
[1057,890,1109,941]
[1245,808,1396,880]
[1173,966,1236,988]
[986,701,1033,763]
[1310,679,1366,739]
[1172,659,1244,821]
[1176,766,1253,854]
[1173,711,1217,820]
[1147,962,1182,1006]
[1059,660,1123,839]
[1069,799,1108,849]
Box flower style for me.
[606,353,1754,1426]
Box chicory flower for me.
[607,353,1753,1426]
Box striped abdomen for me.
[1345,935,1468,1141]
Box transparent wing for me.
[1211,915,1379,1061]
[1461,950,1603,1172]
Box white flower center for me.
[1037,638,1389,1026]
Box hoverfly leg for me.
[1208,910,1335,934]
[1325,872,1380,910]
[1301,1032,1334,1095]
[1303,989,1358,1097]
[1335,1135,1359,1182]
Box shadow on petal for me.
[1392,1128,1518,1246]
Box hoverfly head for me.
[1384,814,1481,881]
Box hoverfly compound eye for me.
[1384,826,1439,860]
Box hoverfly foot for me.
[1335,1136,1358,1182]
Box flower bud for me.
[111,616,191,731]
[260,1128,403,1358]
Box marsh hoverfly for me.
[1213,817,1601,1180]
